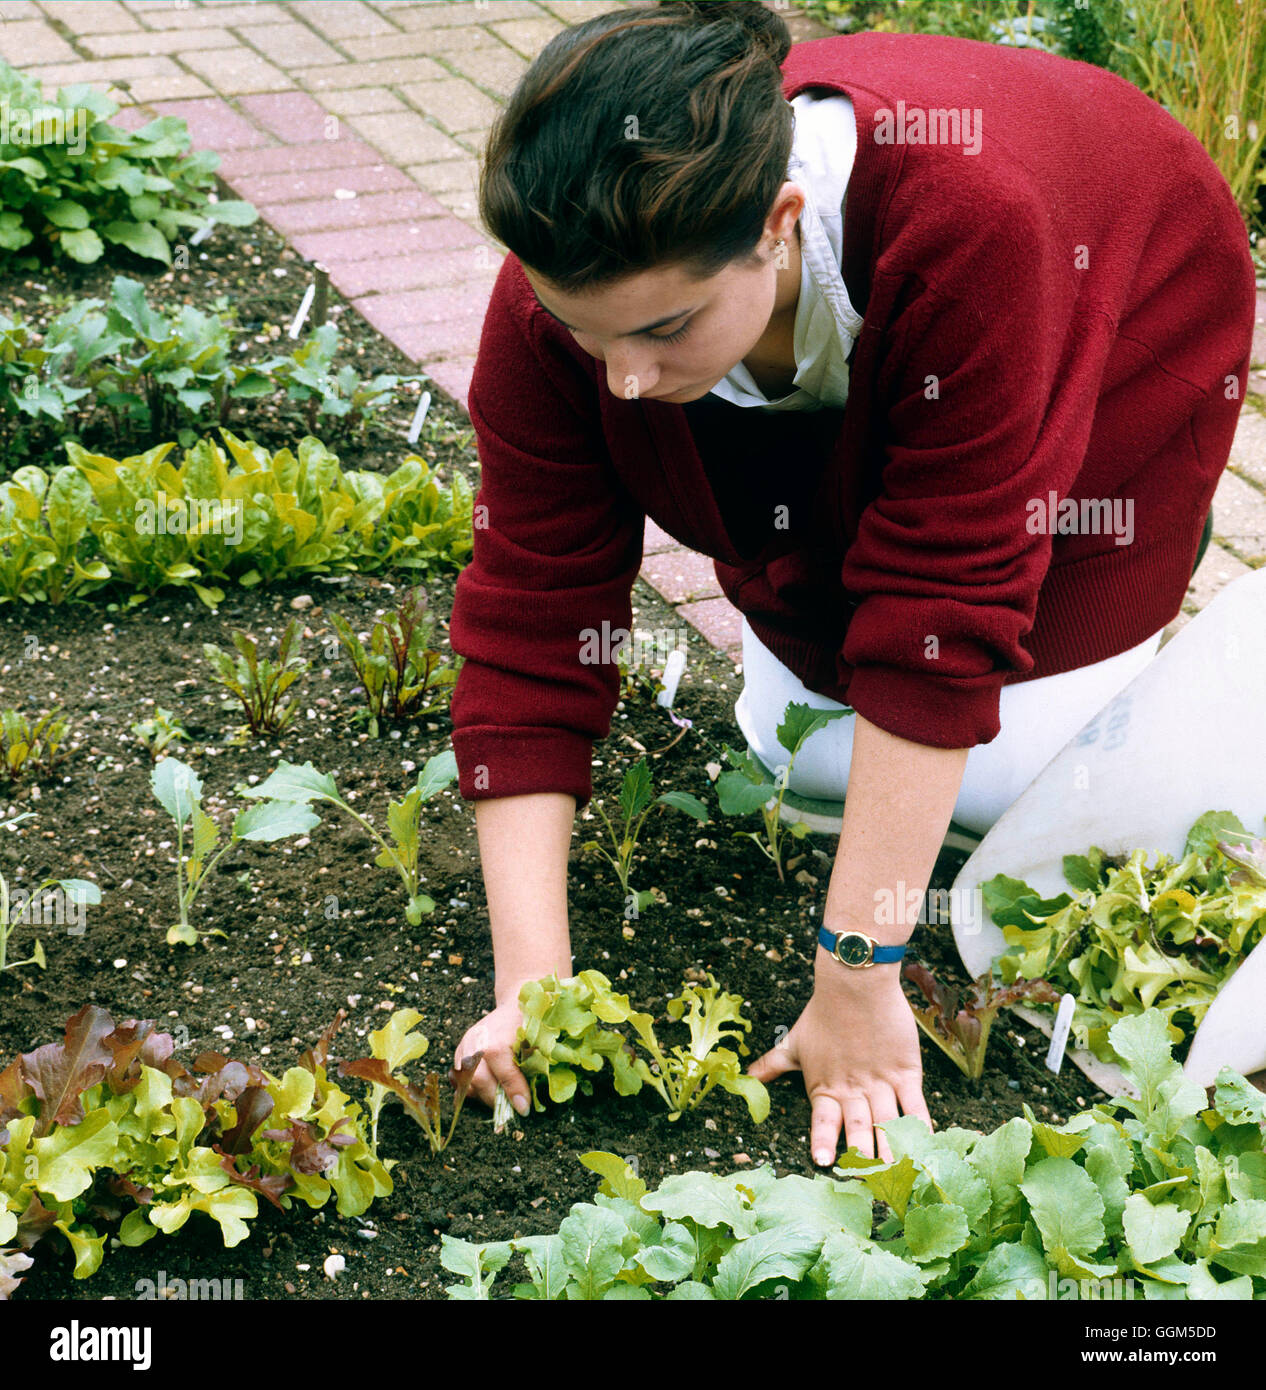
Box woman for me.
[447,1,1256,1164]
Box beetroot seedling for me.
[581,759,708,913]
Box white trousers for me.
[733,617,1166,836]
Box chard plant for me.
[329,586,458,738]
[338,1008,479,1156]
[0,811,100,973]
[151,756,319,946]
[714,701,851,881]
[900,961,1061,1089]
[241,752,458,925]
[0,1005,392,1297]
[130,706,190,760]
[444,1011,1266,1301]
[203,618,307,739]
[581,759,709,913]
[0,707,69,782]
[984,807,1266,1061]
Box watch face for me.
[835,932,872,966]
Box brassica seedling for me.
[242,752,457,925]
[0,811,99,972]
[714,700,850,881]
[152,756,318,946]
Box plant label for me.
[1045,991,1076,1074]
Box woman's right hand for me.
[453,993,535,1118]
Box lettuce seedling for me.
[152,756,318,946]
[901,961,1061,1087]
[0,812,99,973]
[983,807,1266,1060]
[714,700,850,881]
[339,1008,479,1156]
[581,759,708,913]
[511,971,644,1115]
[627,974,770,1123]
[130,706,190,761]
[242,752,457,924]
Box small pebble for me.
[1007,1079,1021,1091]
[323,1255,345,1280]
[290,595,314,611]
[112,958,127,968]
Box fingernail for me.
[813,1149,832,1166]
[513,1094,529,1117]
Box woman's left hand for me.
[747,955,932,1165]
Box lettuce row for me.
[983,809,1266,1061]
[0,1005,442,1296]
[444,1010,1266,1300]
[511,970,770,1125]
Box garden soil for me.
[1,215,1105,1302]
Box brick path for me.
[3,0,1265,664]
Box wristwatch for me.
[818,925,906,968]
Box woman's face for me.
[521,182,805,403]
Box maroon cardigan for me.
[448,31,1257,809]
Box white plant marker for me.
[656,649,687,710]
[1045,992,1076,1074]
[288,282,316,340]
[406,390,432,445]
[190,223,213,247]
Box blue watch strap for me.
[817,925,906,963]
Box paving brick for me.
[296,0,398,41]
[1253,288,1266,369]
[330,245,496,298]
[488,16,567,58]
[1211,469,1266,564]
[674,595,743,655]
[0,1,39,18]
[240,20,341,68]
[543,0,642,21]
[292,212,485,264]
[1185,540,1255,612]
[0,17,76,62]
[405,156,479,197]
[230,161,411,207]
[217,137,386,177]
[36,0,140,32]
[422,355,475,411]
[1229,406,1266,490]
[643,520,678,555]
[259,187,446,235]
[236,90,329,142]
[128,71,213,100]
[143,96,274,150]
[350,283,494,330]
[365,311,486,363]
[179,43,292,95]
[640,549,722,603]
[444,44,529,102]
[297,56,448,90]
[135,2,288,27]
[347,110,465,165]
[23,54,184,87]
[316,87,406,116]
[82,26,242,56]
[398,77,499,133]
[393,0,554,24]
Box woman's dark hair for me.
[478,1,794,295]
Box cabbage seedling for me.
[152,756,318,946]
[714,700,850,881]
